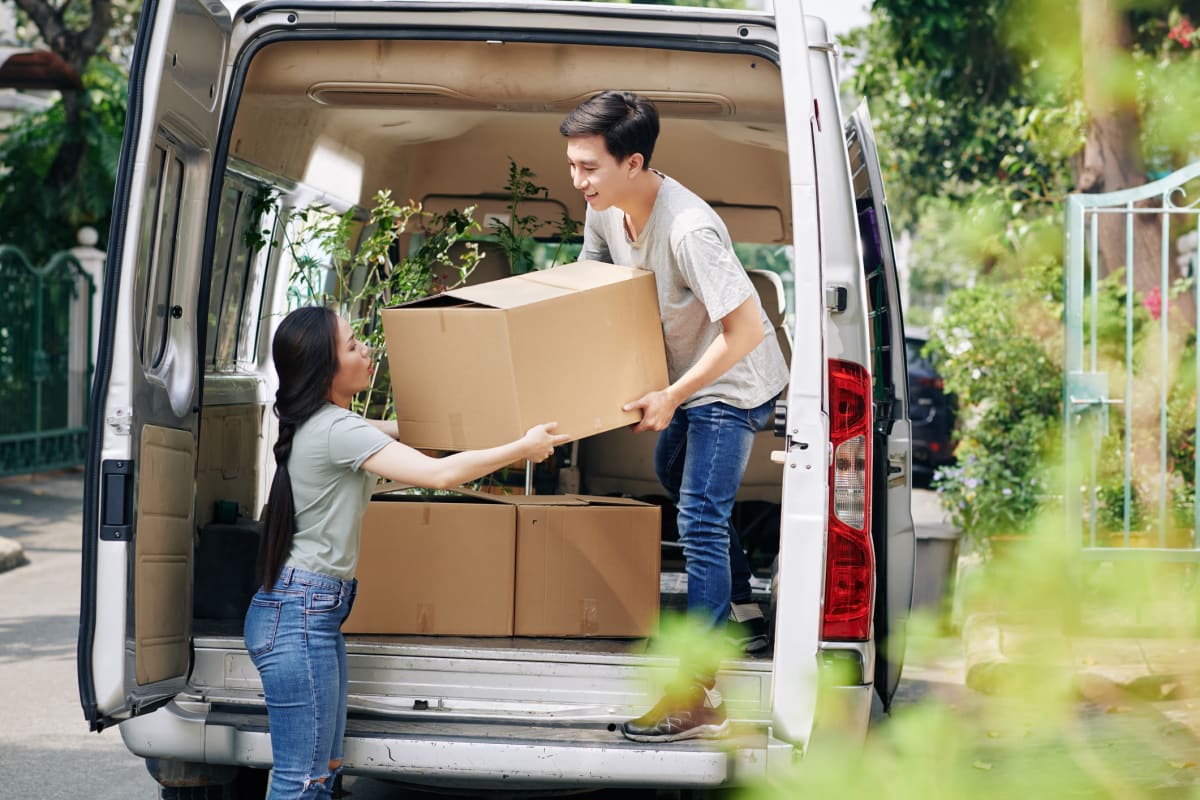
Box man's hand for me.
[624,389,679,433]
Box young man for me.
[560,91,789,742]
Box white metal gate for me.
[1064,162,1200,562]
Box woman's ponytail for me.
[257,420,298,589]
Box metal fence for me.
[1064,162,1200,562]
[0,245,95,477]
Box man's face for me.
[566,134,638,213]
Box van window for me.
[136,140,184,368]
[206,177,278,371]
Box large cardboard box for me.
[380,260,668,451]
[344,490,661,638]
[513,495,661,638]
[343,493,517,636]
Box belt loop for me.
[281,566,293,586]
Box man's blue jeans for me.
[654,398,774,630]
[244,566,357,799]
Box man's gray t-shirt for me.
[580,173,789,409]
[286,404,394,579]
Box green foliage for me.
[927,276,1063,546]
[285,190,483,416]
[0,59,128,261]
[490,158,581,274]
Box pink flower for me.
[1144,286,1163,321]
[1169,17,1195,48]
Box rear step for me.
[172,708,790,789]
[190,634,774,723]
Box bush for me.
[928,276,1063,548]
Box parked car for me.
[76,1,916,795]
[905,329,956,484]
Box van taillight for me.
[823,359,874,641]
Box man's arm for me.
[623,294,765,432]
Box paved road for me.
[0,471,159,798]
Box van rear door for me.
[769,1,829,748]
[78,0,231,730]
[845,103,916,709]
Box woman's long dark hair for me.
[257,306,340,589]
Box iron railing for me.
[0,245,95,477]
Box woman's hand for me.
[521,423,572,463]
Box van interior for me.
[176,36,847,680]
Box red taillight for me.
[823,359,874,641]
[917,375,944,391]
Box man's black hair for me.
[559,90,660,169]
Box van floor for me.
[192,570,775,660]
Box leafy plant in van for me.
[283,189,484,417]
[490,157,581,274]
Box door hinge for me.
[106,407,133,435]
[826,285,848,313]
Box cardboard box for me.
[381,260,668,451]
[344,489,661,638]
[343,493,517,636]
[513,495,661,638]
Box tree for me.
[1,0,140,257]
[847,0,1199,305]
[11,0,112,191]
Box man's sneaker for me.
[621,683,731,743]
[726,603,770,654]
[726,615,769,654]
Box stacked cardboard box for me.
[380,260,668,451]
[344,490,661,638]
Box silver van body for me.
[77,0,915,792]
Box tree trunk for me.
[1075,0,1193,326]
[47,89,87,197]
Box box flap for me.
[442,261,648,310]
[444,272,572,309]
[517,260,648,292]
[370,484,516,506]
[452,487,591,507]
[568,494,657,508]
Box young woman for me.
[244,306,568,799]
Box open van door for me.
[78,0,231,731]
[844,103,916,710]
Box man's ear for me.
[627,152,644,175]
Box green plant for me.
[0,59,127,262]
[490,158,581,273]
[928,276,1063,551]
[284,189,483,416]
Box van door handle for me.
[100,460,134,541]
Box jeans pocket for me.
[307,591,344,614]
[244,598,281,658]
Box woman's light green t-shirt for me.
[284,404,394,579]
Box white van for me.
[77,1,915,795]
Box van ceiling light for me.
[308,82,491,110]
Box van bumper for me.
[120,699,796,791]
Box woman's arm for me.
[364,419,403,438]
[366,418,401,439]
[362,423,570,490]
